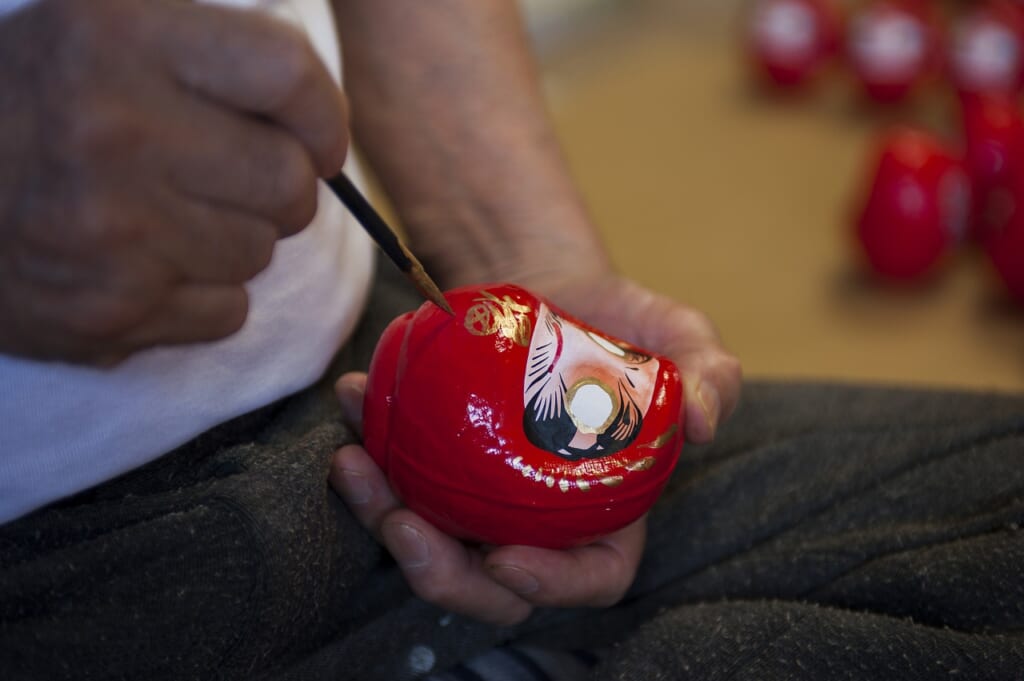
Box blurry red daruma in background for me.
[972,124,1024,306]
[981,185,1024,306]
[961,93,1024,240]
[854,128,971,281]
[846,0,941,104]
[746,0,842,89]
[948,0,1024,97]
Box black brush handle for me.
[327,172,412,272]
[326,171,454,315]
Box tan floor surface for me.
[539,2,1024,393]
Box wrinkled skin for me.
[0,0,348,364]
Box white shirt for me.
[0,0,375,523]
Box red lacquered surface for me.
[854,128,970,280]
[363,284,685,549]
[975,140,1024,305]
[985,198,1024,305]
[846,0,940,103]
[961,93,1024,240]
[746,0,842,89]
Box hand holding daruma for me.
[362,284,685,549]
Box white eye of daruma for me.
[586,331,627,357]
[567,380,616,434]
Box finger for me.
[641,304,742,445]
[4,248,168,338]
[334,372,368,438]
[153,1,348,176]
[484,516,647,609]
[329,446,532,624]
[678,348,743,445]
[150,193,280,284]
[160,97,320,237]
[0,281,241,363]
[329,444,401,539]
[116,283,249,351]
[380,508,533,626]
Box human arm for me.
[330,0,741,624]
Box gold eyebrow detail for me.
[639,424,679,450]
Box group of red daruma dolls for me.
[746,0,1024,305]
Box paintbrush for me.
[327,172,454,316]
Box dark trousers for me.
[2,268,1023,680]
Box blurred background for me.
[516,0,1024,393]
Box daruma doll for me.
[960,93,1023,240]
[362,284,685,549]
[846,0,940,103]
[948,0,1024,98]
[746,0,842,89]
[854,128,970,280]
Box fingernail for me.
[490,565,540,595]
[383,523,430,570]
[337,381,365,421]
[696,382,720,436]
[335,468,372,504]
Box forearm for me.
[332,0,610,287]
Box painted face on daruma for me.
[361,284,685,548]
[523,304,659,460]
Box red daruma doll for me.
[746,0,842,89]
[948,1,1024,98]
[854,128,971,280]
[974,138,1024,306]
[961,94,1023,239]
[982,193,1024,306]
[362,284,685,549]
[846,0,940,103]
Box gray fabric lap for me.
[524,383,1024,679]
[3,286,1023,680]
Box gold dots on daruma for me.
[625,457,657,472]
[507,453,653,493]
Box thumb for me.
[335,371,368,437]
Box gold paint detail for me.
[625,457,657,472]
[463,291,533,346]
[507,452,655,494]
[639,424,679,450]
[564,378,618,435]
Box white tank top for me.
[0,0,375,523]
